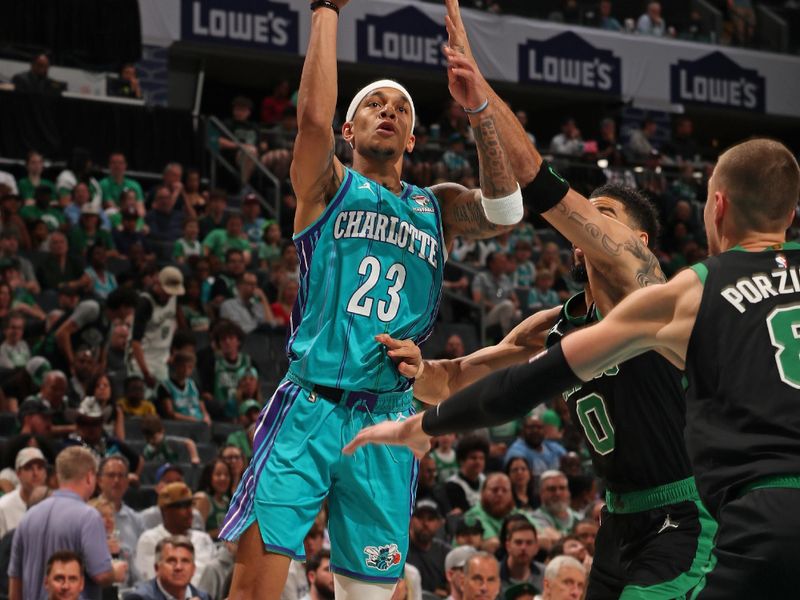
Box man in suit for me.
[124,536,210,600]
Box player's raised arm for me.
[344,268,701,455]
[289,0,348,233]
[432,5,522,246]
[443,0,664,293]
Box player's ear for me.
[342,122,355,149]
[405,134,416,154]
[638,230,649,248]
[714,190,727,231]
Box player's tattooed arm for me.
[472,115,519,200]
[435,184,515,245]
[545,189,665,295]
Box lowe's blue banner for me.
[356,6,447,70]
[181,0,299,53]
[518,31,621,95]
[670,51,765,113]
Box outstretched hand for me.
[443,0,489,111]
[343,413,432,458]
[376,333,423,378]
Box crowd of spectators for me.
[2,58,790,599]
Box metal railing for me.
[756,4,789,54]
[204,115,281,221]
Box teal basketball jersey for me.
[287,167,445,393]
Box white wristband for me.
[481,184,524,225]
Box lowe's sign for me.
[670,51,765,112]
[356,6,447,69]
[181,0,299,53]
[518,32,621,95]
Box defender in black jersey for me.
[346,139,800,599]
[375,184,717,598]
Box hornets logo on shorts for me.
[363,544,402,571]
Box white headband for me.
[345,79,416,133]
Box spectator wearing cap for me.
[134,483,216,586]
[444,546,478,600]
[36,231,84,290]
[0,311,30,369]
[172,218,202,265]
[0,448,47,537]
[407,499,451,595]
[445,434,489,513]
[220,271,278,334]
[145,185,184,249]
[0,229,39,294]
[538,555,585,600]
[68,204,115,258]
[504,582,537,600]
[52,286,138,373]
[124,536,211,600]
[129,267,185,387]
[464,474,526,553]
[5,398,56,467]
[500,520,544,597]
[64,397,144,479]
[100,153,144,210]
[202,211,251,263]
[97,456,144,567]
[138,465,205,531]
[9,446,128,600]
[44,550,85,600]
[225,399,261,460]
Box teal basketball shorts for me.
[219,376,418,583]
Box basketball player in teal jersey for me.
[219,0,525,598]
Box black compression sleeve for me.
[421,342,581,436]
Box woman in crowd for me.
[87,372,125,440]
[195,457,233,539]
[506,456,537,512]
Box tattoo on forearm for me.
[473,117,517,199]
[552,203,665,287]
[450,198,499,237]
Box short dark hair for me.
[505,516,537,542]
[225,248,244,262]
[455,433,490,464]
[589,184,660,248]
[305,549,331,577]
[155,535,195,562]
[98,455,130,476]
[212,319,245,345]
[46,551,83,576]
[105,286,138,311]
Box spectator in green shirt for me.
[99,152,144,213]
[225,400,261,460]
[68,205,115,258]
[202,212,251,263]
[18,151,56,201]
[19,185,65,232]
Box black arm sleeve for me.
[131,297,153,342]
[421,342,581,436]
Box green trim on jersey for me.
[623,498,717,600]
[728,241,800,253]
[690,263,708,285]
[605,476,700,514]
[563,292,590,326]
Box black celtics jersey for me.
[547,292,692,492]
[685,244,800,518]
